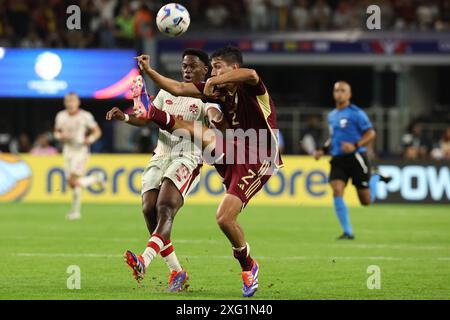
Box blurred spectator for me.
[1,0,450,48]
[300,115,323,155]
[133,3,154,52]
[0,120,14,153]
[205,0,230,29]
[245,0,269,31]
[115,3,135,47]
[435,0,450,31]
[332,0,361,30]
[291,0,311,31]
[269,0,291,31]
[94,0,118,25]
[30,133,59,156]
[401,122,432,159]
[32,0,57,40]
[431,127,450,161]
[98,20,117,48]
[311,0,332,30]
[393,0,417,30]
[228,0,246,30]
[20,27,44,48]
[416,0,439,31]
[378,0,395,30]
[7,0,29,39]
[9,132,32,153]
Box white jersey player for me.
[106,49,222,292]
[54,92,104,220]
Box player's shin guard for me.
[333,196,353,236]
[160,240,182,272]
[233,243,254,272]
[142,234,164,268]
[150,107,175,131]
[369,174,381,203]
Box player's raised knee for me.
[216,212,233,229]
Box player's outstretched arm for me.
[106,107,149,127]
[135,55,203,99]
[204,68,259,95]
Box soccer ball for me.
[156,3,190,37]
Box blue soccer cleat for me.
[123,250,146,283]
[168,269,189,292]
[242,260,259,297]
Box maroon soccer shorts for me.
[214,161,274,207]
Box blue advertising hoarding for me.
[0,48,138,99]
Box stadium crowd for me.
[1,0,450,49]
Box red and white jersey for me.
[54,109,98,154]
[152,89,221,162]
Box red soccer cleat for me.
[123,250,146,283]
[168,269,189,292]
[131,75,153,120]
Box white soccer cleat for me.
[66,211,81,220]
[93,172,106,189]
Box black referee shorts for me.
[329,152,371,189]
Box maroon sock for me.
[150,106,175,131]
[233,246,254,271]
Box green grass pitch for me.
[0,203,449,300]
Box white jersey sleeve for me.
[153,90,164,110]
[55,111,64,131]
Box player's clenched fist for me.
[106,107,125,121]
[134,55,150,71]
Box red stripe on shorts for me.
[180,164,201,196]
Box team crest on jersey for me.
[189,104,199,115]
[340,118,348,128]
[165,99,173,105]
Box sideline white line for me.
[13,253,450,261]
[2,236,448,251]
[1,236,219,244]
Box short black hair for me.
[211,45,243,66]
[182,48,209,67]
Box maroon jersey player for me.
[135,46,283,297]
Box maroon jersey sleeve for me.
[242,76,266,96]
[194,82,206,93]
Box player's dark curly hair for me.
[182,48,210,67]
[211,45,243,66]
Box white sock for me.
[142,235,164,268]
[78,174,101,188]
[72,187,81,213]
[161,242,182,272]
[232,242,250,254]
